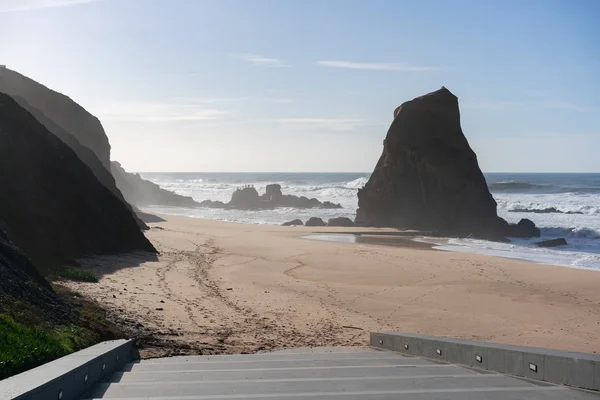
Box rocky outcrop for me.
[199,200,227,208]
[327,217,355,227]
[0,68,110,167]
[507,218,539,238]
[111,162,200,208]
[535,238,568,248]
[265,184,283,202]
[282,219,304,226]
[230,186,262,209]
[0,69,147,230]
[356,87,540,239]
[201,184,342,210]
[305,217,327,227]
[0,93,155,272]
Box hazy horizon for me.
[1,0,599,173]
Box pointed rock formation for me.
[356,87,539,239]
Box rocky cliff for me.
[0,93,155,272]
[111,162,200,208]
[0,68,147,229]
[356,87,539,239]
[0,68,110,168]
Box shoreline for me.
[142,208,600,271]
[59,214,600,358]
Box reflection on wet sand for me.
[302,234,434,249]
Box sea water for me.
[141,172,600,271]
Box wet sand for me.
[59,214,600,357]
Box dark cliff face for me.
[0,68,110,168]
[0,229,69,323]
[0,69,147,230]
[0,70,204,219]
[356,88,528,237]
[0,93,155,272]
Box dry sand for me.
[59,214,600,357]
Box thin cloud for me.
[0,0,103,12]
[316,61,440,71]
[92,101,226,122]
[232,53,290,67]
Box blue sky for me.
[1,0,599,172]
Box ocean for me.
[140,172,600,271]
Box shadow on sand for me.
[72,251,159,279]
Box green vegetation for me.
[59,267,99,282]
[0,315,94,380]
[0,285,122,380]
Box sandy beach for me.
[60,214,600,358]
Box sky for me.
[0,0,599,173]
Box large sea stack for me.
[356,87,539,239]
[0,93,155,272]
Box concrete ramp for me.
[83,348,597,399]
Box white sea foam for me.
[345,177,369,188]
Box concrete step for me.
[84,348,599,399]
[85,374,542,398]
[108,364,478,383]
[121,356,436,373]
[134,350,401,363]
[81,387,593,400]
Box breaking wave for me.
[497,199,599,216]
[344,177,368,189]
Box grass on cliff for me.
[0,315,94,380]
[59,267,99,282]
[0,285,122,380]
